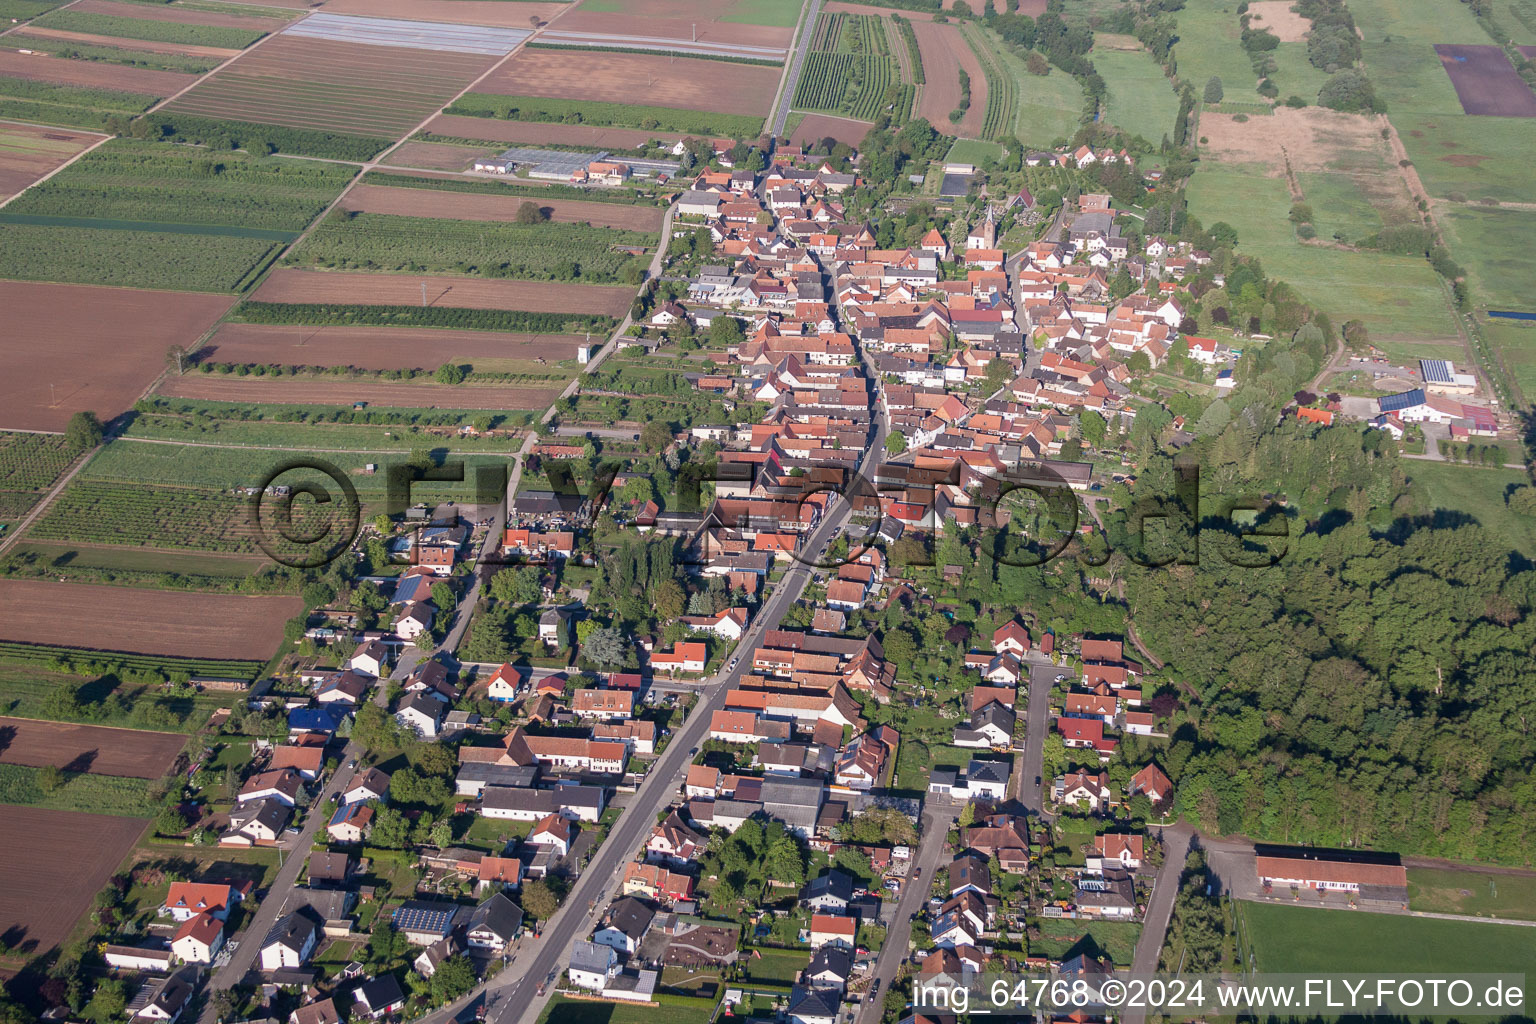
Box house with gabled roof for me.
[164,882,241,923]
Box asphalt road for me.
[770,0,823,137]
[1121,824,1193,1024]
[413,379,889,1024]
[855,800,958,1024]
[1015,658,1056,815]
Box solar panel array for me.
[1419,358,1455,384]
[284,13,530,56]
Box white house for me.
[568,941,618,991]
[260,911,319,971]
[170,914,224,965]
[485,663,521,703]
[395,601,434,641]
[395,693,442,739]
[349,639,390,678]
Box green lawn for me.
[1404,461,1536,557]
[742,945,809,983]
[945,138,1004,165]
[1032,918,1142,966]
[1186,160,1460,344]
[1294,171,1383,243]
[1408,866,1536,921]
[537,995,716,1024]
[1241,900,1536,974]
[966,25,1082,146]
[1092,45,1180,144]
[0,662,227,732]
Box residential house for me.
[396,692,444,738]
[594,896,654,955]
[807,913,856,949]
[788,985,841,1024]
[164,883,240,923]
[954,701,1015,749]
[801,870,853,913]
[465,892,524,954]
[343,767,392,805]
[1055,769,1112,812]
[353,975,407,1020]
[527,813,575,858]
[1090,833,1144,871]
[485,663,521,703]
[260,909,321,970]
[1126,763,1173,804]
[569,941,619,991]
[170,913,224,964]
[391,900,460,946]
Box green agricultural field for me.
[30,9,270,49]
[0,222,279,291]
[3,35,222,74]
[964,23,1082,145]
[1241,901,1536,974]
[718,0,802,27]
[446,94,764,138]
[10,542,266,578]
[1395,114,1536,204]
[1362,40,1466,115]
[0,762,160,816]
[288,212,652,284]
[1294,171,1384,242]
[0,75,159,130]
[1350,0,1490,47]
[1408,865,1536,920]
[1487,0,1536,43]
[5,139,357,231]
[1186,161,1460,345]
[1438,204,1536,313]
[1478,318,1536,402]
[0,661,232,732]
[1092,45,1180,144]
[1168,1,1258,101]
[0,0,64,21]
[1405,461,1536,556]
[0,432,82,520]
[122,408,531,451]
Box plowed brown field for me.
[202,323,587,370]
[480,49,777,116]
[341,182,665,231]
[790,113,874,149]
[0,806,147,955]
[0,48,195,94]
[425,114,688,148]
[166,36,496,138]
[0,580,299,659]
[387,141,488,171]
[910,18,987,137]
[0,123,103,202]
[0,717,185,778]
[252,268,635,315]
[0,282,234,432]
[158,375,562,411]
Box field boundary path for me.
[539,201,677,422]
[770,0,822,136]
[0,121,112,212]
[0,442,97,558]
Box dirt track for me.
[0,717,185,778]
[0,282,234,433]
[341,182,665,231]
[480,48,778,116]
[0,579,299,659]
[202,323,587,370]
[0,123,101,202]
[252,268,635,315]
[910,18,986,137]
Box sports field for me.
[1241,900,1536,974]
[1408,865,1536,921]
